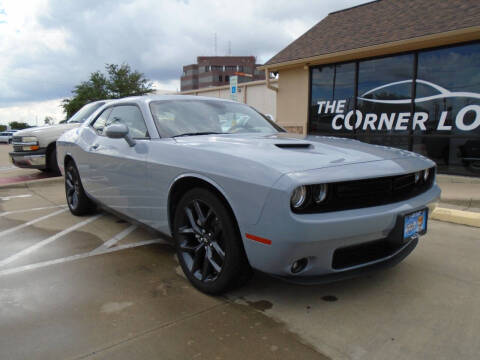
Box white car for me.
[10,101,108,174]
[0,131,17,144]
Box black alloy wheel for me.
[174,188,251,294]
[65,161,95,215]
[65,165,80,210]
[178,199,225,282]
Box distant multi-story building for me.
[180,56,265,91]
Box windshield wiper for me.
[172,131,224,138]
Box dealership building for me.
[260,0,480,176]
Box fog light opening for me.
[291,258,308,274]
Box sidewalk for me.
[432,174,480,227]
[436,174,480,210]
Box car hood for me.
[173,133,423,173]
[14,123,80,137]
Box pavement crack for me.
[72,302,229,360]
[27,183,63,207]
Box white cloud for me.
[0,98,64,126]
[0,0,369,124]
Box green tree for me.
[0,125,6,132]
[9,121,30,130]
[62,63,154,118]
[44,116,54,125]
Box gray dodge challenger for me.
[57,95,440,294]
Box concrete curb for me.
[436,174,480,184]
[431,207,480,228]
[0,176,63,190]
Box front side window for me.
[92,108,112,135]
[150,100,283,137]
[92,105,148,139]
[107,105,149,139]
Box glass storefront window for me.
[308,41,480,176]
[414,42,480,174]
[309,63,355,135]
[356,54,414,150]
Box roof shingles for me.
[265,0,480,66]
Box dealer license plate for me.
[403,209,427,240]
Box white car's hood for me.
[14,123,80,137]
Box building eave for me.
[258,26,480,72]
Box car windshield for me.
[67,102,105,123]
[150,99,283,137]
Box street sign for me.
[230,75,238,101]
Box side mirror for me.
[105,124,136,147]
[265,114,275,122]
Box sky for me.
[0,0,368,126]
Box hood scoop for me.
[275,143,312,149]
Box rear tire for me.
[173,188,251,295]
[65,161,96,216]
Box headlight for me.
[291,186,307,209]
[17,136,39,151]
[414,171,421,183]
[21,136,38,143]
[423,168,430,181]
[313,184,328,203]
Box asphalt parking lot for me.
[0,148,479,359]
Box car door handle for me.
[89,144,100,151]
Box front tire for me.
[65,161,95,216]
[47,146,61,175]
[173,188,251,295]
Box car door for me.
[81,104,150,222]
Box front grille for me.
[332,239,403,269]
[294,168,435,213]
[12,137,23,152]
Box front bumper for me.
[9,150,47,169]
[242,184,440,282]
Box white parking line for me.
[90,224,138,254]
[0,238,168,277]
[0,208,68,238]
[0,214,103,267]
[0,205,67,217]
[0,194,32,201]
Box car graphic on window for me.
[358,79,480,104]
[358,79,480,172]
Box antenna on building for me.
[228,41,231,56]
[214,33,217,56]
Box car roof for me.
[103,94,237,106]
